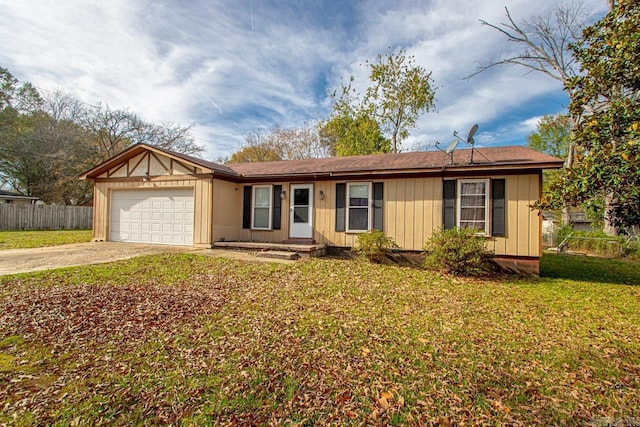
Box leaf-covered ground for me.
[1,253,639,425]
[0,230,92,250]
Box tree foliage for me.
[0,67,203,204]
[364,49,436,152]
[227,129,283,164]
[562,0,640,231]
[472,2,595,227]
[227,123,330,164]
[527,114,572,159]
[321,90,390,157]
[324,49,435,155]
[527,114,572,201]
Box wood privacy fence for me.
[0,205,93,231]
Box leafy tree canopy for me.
[549,0,640,231]
[324,49,435,155]
[226,123,330,164]
[0,68,202,204]
[527,114,572,159]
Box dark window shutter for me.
[443,180,456,230]
[242,186,252,229]
[335,183,346,232]
[492,179,506,237]
[272,185,282,230]
[373,182,384,231]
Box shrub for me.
[354,230,399,263]
[424,228,492,276]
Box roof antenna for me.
[452,124,478,164]
[435,138,458,164]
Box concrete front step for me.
[213,241,327,258]
[255,250,301,260]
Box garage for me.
[110,189,194,246]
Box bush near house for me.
[423,227,494,276]
[354,229,399,263]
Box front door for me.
[289,184,313,239]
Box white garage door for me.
[110,189,194,246]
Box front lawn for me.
[0,229,93,250]
[1,254,639,425]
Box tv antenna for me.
[452,124,478,164]
[435,138,458,164]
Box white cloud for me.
[0,0,608,160]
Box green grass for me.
[1,253,639,425]
[0,229,92,250]
[542,250,640,285]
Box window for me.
[346,183,371,232]
[457,179,489,234]
[252,185,272,229]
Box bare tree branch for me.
[466,3,592,82]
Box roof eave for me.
[237,161,565,181]
[79,143,221,180]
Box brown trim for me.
[491,254,539,261]
[538,171,543,256]
[150,152,170,173]
[94,173,212,183]
[209,176,215,247]
[128,152,148,177]
[107,162,126,178]
[168,158,197,175]
[233,162,562,182]
[237,168,544,184]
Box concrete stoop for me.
[212,241,327,260]
[255,250,301,260]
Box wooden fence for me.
[0,204,93,231]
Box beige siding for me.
[211,179,242,242]
[382,177,441,251]
[237,174,540,257]
[489,174,541,257]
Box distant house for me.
[80,143,563,275]
[0,190,39,205]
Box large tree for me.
[527,114,572,159]
[321,87,390,156]
[527,114,578,215]
[227,129,283,164]
[470,2,592,225]
[227,123,330,164]
[0,68,203,204]
[325,49,435,154]
[563,0,640,233]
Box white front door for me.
[289,184,313,239]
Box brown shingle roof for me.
[81,143,563,181]
[227,146,563,178]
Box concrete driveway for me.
[0,242,203,276]
[0,242,295,276]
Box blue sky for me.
[0,0,606,159]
